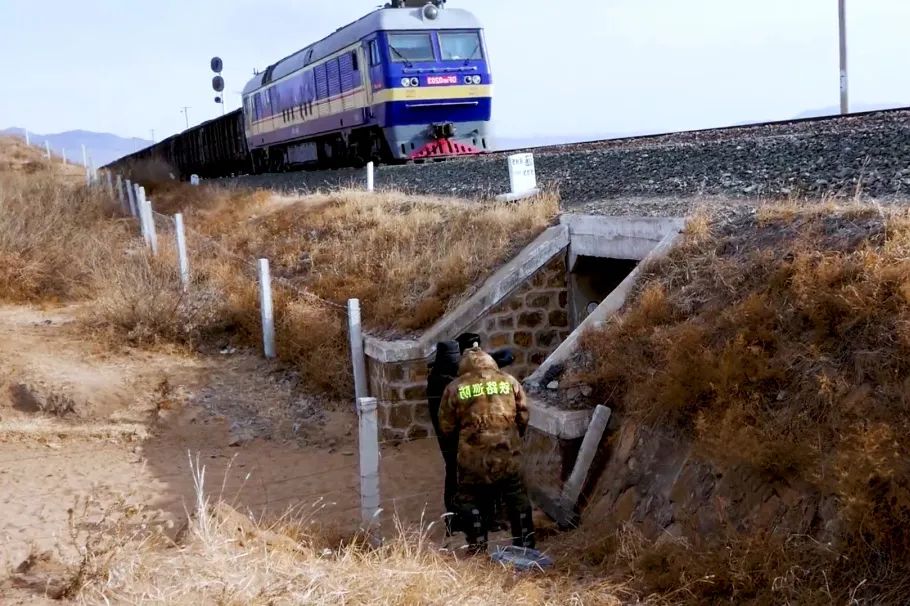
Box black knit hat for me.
[455,332,482,354]
[428,340,460,371]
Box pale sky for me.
[1,0,907,141]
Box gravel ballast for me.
[225,109,910,216]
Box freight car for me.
[106,1,493,179]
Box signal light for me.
[410,77,420,87]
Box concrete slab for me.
[528,398,593,440]
[495,188,541,202]
[561,215,685,266]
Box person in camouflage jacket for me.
[437,346,535,552]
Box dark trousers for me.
[435,435,459,530]
[455,473,535,551]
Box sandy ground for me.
[0,304,445,602]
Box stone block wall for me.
[369,252,570,440]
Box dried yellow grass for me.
[171,185,560,334]
[60,461,631,605]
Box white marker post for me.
[495,153,540,202]
[45,141,51,160]
[366,162,375,192]
[126,180,138,217]
[144,198,158,256]
[258,259,276,359]
[81,145,90,185]
[61,149,67,165]
[105,170,113,194]
[357,396,381,542]
[24,129,30,146]
[174,213,190,291]
[347,298,368,401]
[137,186,150,243]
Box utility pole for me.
[150,129,156,143]
[180,106,191,130]
[839,0,849,114]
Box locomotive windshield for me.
[439,31,483,61]
[388,33,435,63]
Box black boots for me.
[509,507,536,549]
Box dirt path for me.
[0,305,444,598]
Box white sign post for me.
[495,153,540,202]
[258,259,276,359]
[174,213,190,291]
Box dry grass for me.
[151,184,560,334]
[0,169,130,302]
[13,459,632,605]
[0,418,149,442]
[569,202,910,603]
[0,146,556,399]
[0,135,85,181]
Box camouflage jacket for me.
[438,348,529,484]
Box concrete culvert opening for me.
[569,256,638,327]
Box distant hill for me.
[0,128,151,168]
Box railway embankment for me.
[538,203,910,603]
[228,108,910,210]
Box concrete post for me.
[45,141,51,160]
[126,180,138,217]
[347,299,368,401]
[137,186,150,243]
[559,404,612,522]
[82,145,90,185]
[61,149,67,165]
[144,198,158,256]
[357,396,381,540]
[174,213,190,291]
[258,259,276,359]
[114,175,126,214]
[366,161,374,192]
[24,129,29,146]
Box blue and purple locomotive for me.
[241,1,492,172]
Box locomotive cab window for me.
[368,39,381,66]
[439,31,483,61]
[387,33,434,63]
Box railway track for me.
[222,106,910,216]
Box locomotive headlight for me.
[410,77,420,87]
[471,75,482,85]
[422,3,439,20]
[463,75,472,85]
[401,77,411,88]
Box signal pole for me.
[839,0,848,114]
[180,106,191,130]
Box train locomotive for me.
[244,0,493,171]
[106,1,493,178]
